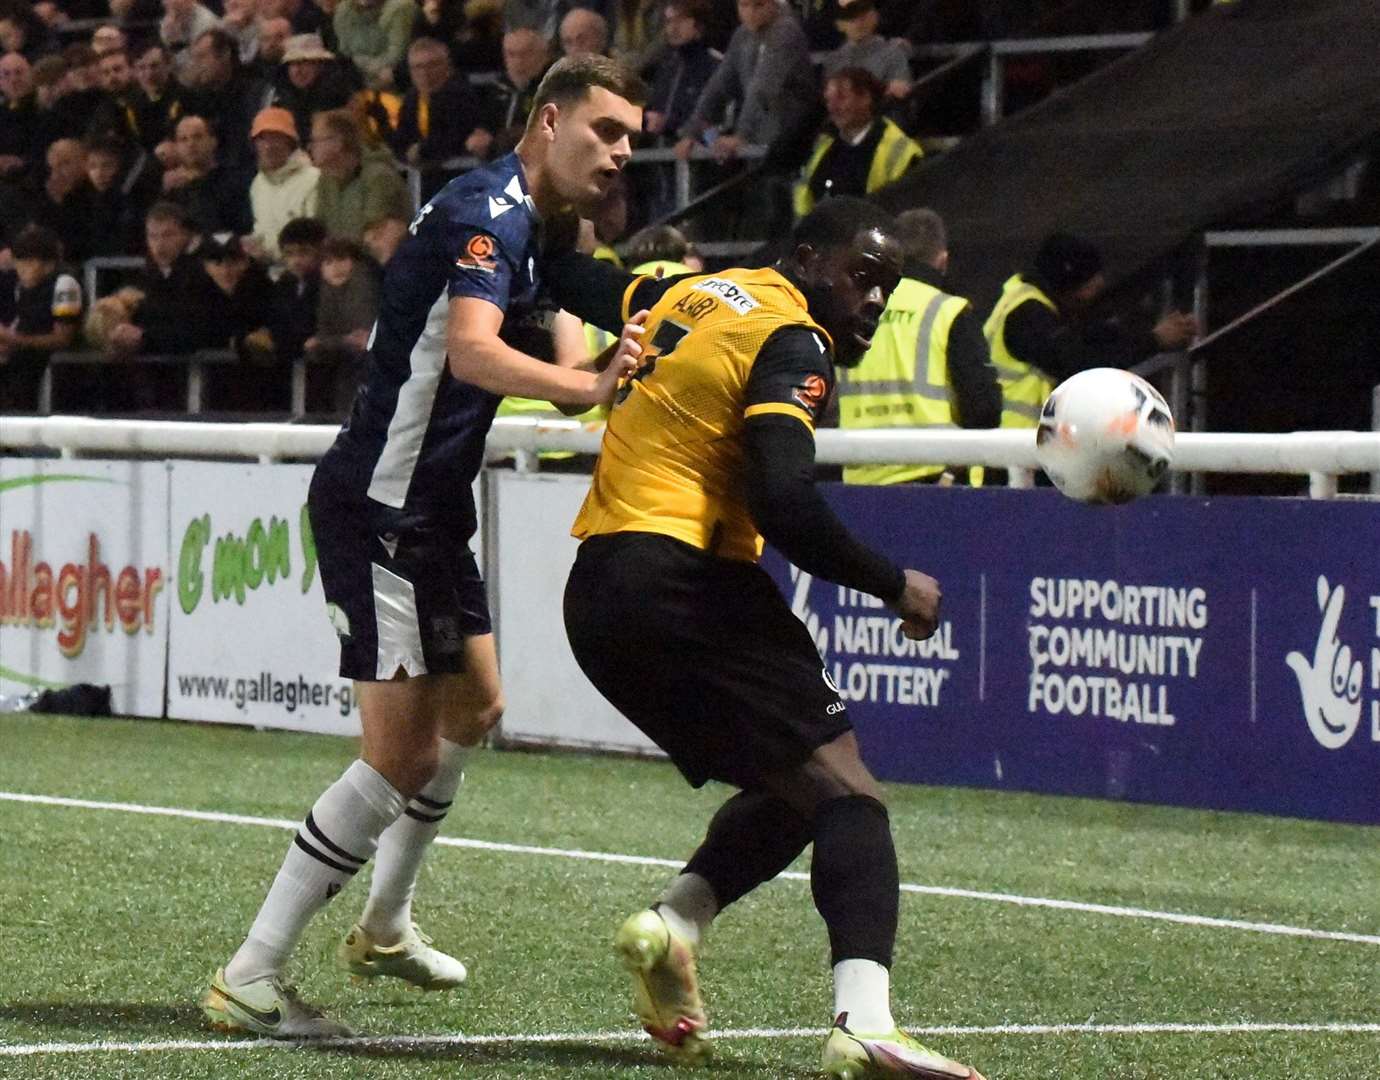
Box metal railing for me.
[403,142,769,217]
[1373,384,1380,496]
[40,350,238,415]
[1134,228,1380,494]
[911,32,1155,126]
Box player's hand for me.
[673,136,696,161]
[891,569,941,641]
[590,310,648,404]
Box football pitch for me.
[1,714,1377,1080]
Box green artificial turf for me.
[1,714,1377,1079]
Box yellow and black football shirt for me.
[572,267,835,563]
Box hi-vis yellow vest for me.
[838,276,975,485]
[983,274,1056,428]
[793,118,922,218]
[574,267,828,562]
[631,259,695,279]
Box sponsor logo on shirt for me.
[691,277,759,313]
[792,373,828,415]
[456,233,498,274]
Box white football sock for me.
[224,759,406,985]
[359,739,468,944]
[833,958,894,1033]
[655,871,719,948]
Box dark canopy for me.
[878,0,1380,309]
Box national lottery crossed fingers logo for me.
[1287,575,1374,750]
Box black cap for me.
[200,231,244,261]
[1034,232,1102,292]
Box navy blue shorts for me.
[308,470,491,682]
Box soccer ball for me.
[1034,368,1175,504]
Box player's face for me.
[801,226,902,367]
[547,87,642,214]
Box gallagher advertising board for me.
[0,461,169,716]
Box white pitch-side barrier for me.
[3,416,1379,497]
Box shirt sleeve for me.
[51,274,82,321]
[742,326,906,603]
[742,322,833,429]
[442,215,517,309]
[538,248,688,334]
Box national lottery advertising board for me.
[167,462,360,735]
[0,460,170,716]
[761,486,1380,825]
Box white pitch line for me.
[4,790,1380,948]
[3,1022,1378,1057]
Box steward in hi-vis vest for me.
[839,208,999,484]
[983,232,1199,429]
[982,273,1057,429]
[793,67,921,219]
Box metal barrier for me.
[39,350,238,415]
[1373,383,1380,496]
[403,143,769,216]
[1134,228,1380,495]
[912,32,1155,126]
[82,256,144,309]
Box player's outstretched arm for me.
[552,310,648,415]
[447,296,636,407]
[541,247,684,334]
[742,327,941,641]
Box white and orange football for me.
[1034,368,1175,504]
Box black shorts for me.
[308,470,491,681]
[564,532,850,789]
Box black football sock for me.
[681,790,814,911]
[810,794,898,968]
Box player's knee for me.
[444,694,503,747]
[370,742,441,799]
[475,695,504,734]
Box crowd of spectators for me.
[0,0,1195,416]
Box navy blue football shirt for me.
[316,153,555,538]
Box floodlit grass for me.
[1,713,1378,1079]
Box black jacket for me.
[269,270,320,361]
[390,76,482,164]
[133,255,219,354]
[1003,271,1162,383]
[168,163,255,237]
[646,41,720,141]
